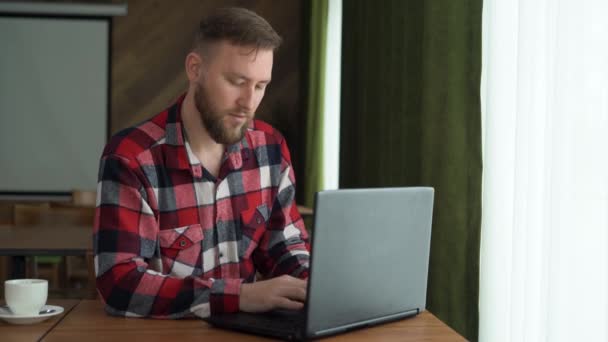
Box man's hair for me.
[193,7,282,54]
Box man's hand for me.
[239,275,308,313]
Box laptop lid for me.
[304,187,434,338]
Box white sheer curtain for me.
[480,1,608,341]
[321,0,342,190]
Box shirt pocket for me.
[239,204,270,259]
[158,224,204,278]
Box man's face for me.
[194,41,273,145]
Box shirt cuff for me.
[209,278,243,314]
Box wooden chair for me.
[0,201,16,296]
[297,204,315,235]
[0,255,7,298]
[13,204,95,298]
[52,190,97,298]
[51,190,97,208]
[0,200,16,225]
[296,205,314,218]
[72,190,96,207]
[13,204,94,226]
[9,203,53,282]
[58,190,97,295]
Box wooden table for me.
[0,225,92,279]
[0,299,79,342]
[42,300,465,341]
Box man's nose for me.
[237,86,256,112]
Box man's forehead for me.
[213,42,274,80]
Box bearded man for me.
[94,7,309,319]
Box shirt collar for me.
[162,94,190,170]
[164,93,251,176]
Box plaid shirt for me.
[94,95,310,319]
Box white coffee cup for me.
[4,279,48,316]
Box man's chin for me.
[220,127,246,145]
[225,120,248,139]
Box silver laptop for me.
[205,187,434,340]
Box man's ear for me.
[185,52,203,81]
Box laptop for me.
[205,187,434,340]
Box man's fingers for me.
[278,286,306,302]
[291,278,308,290]
[281,275,308,289]
[240,276,309,313]
[274,296,305,311]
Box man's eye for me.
[229,78,244,86]
[255,84,266,91]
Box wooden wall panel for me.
[109,0,308,192]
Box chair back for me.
[71,190,97,207]
[13,204,95,226]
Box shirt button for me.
[219,252,224,258]
[179,240,187,247]
[256,217,262,224]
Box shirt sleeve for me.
[94,154,242,319]
[253,138,311,279]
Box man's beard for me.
[194,82,250,145]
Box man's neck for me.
[181,90,225,175]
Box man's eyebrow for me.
[225,72,271,84]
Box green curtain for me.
[303,0,328,208]
[340,1,482,340]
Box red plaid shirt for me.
[94,95,310,319]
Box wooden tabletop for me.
[0,225,92,256]
[0,299,79,342]
[42,300,465,341]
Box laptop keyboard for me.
[206,309,306,339]
[217,309,304,335]
[246,309,304,330]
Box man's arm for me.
[94,155,242,319]
[252,137,311,279]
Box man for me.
[94,7,310,319]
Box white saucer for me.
[0,305,64,325]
